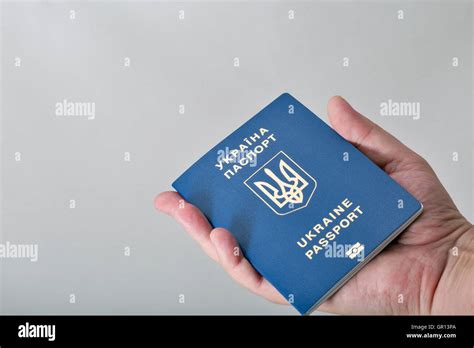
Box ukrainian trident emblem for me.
[244,151,317,215]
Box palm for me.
[322,158,463,314]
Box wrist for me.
[431,222,474,314]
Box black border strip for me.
[0,315,472,345]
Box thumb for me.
[327,96,419,172]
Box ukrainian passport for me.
[172,93,423,315]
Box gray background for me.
[0,0,472,314]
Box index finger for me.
[155,191,218,262]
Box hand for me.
[155,96,474,314]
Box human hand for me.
[155,96,474,314]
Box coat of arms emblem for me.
[244,151,317,215]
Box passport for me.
[172,93,423,315]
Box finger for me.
[155,191,218,262]
[210,228,288,305]
[327,96,420,172]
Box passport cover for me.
[172,93,423,315]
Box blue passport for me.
[172,93,423,315]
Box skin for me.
[155,96,474,314]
